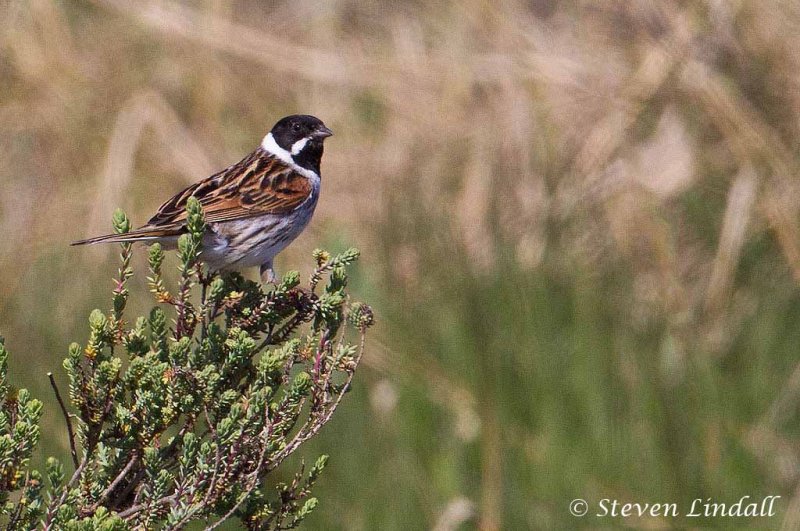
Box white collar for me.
[260,132,319,181]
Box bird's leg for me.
[260,261,277,284]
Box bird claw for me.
[260,264,277,284]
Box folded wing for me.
[72,151,312,245]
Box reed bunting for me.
[73,114,333,283]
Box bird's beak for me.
[313,126,334,139]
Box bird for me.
[73,114,333,283]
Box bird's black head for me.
[269,115,333,174]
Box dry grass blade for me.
[705,167,758,312]
[90,0,356,85]
[87,90,216,239]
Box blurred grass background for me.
[3,0,800,528]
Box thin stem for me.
[202,405,221,506]
[265,330,366,474]
[89,454,139,513]
[118,494,178,520]
[198,267,215,340]
[110,468,146,511]
[47,372,79,469]
[204,408,272,531]
[44,457,89,529]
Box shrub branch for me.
[0,201,373,530]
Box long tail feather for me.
[71,227,183,246]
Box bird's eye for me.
[291,123,301,132]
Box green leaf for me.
[112,209,131,235]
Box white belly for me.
[200,196,318,271]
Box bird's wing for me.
[144,150,313,230]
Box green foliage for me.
[0,207,372,529]
[0,338,45,529]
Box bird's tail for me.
[71,227,183,246]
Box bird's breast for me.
[200,192,319,270]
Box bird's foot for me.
[260,263,278,285]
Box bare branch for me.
[47,372,79,468]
